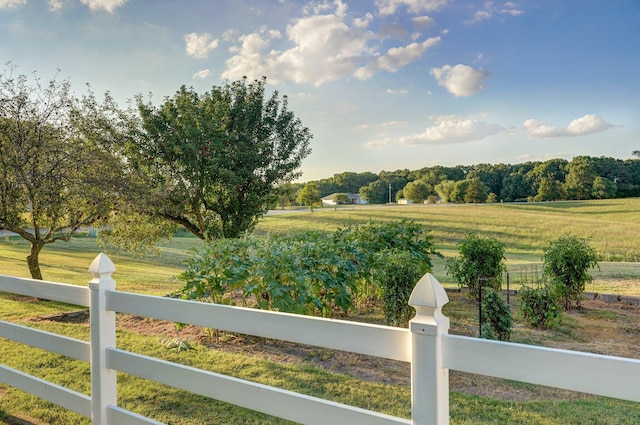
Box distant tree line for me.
[290,156,640,207]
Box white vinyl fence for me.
[1,253,639,425]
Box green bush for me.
[446,233,506,301]
[543,234,598,309]
[518,285,563,329]
[480,288,513,341]
[176,221,440,318]
[378,251,423,327]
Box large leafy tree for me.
[0,67,125,279]
[564,156,597,200]
[464,178,489,204]
[131,77,312,240]
[402,179,431,203]
[297,182,320,212]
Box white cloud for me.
[353,12,373,28]
[184,32,219,59]
[222,1,439,86]
[399,115,506,145]
[412,15,436,27]
[379,37,440,71]
[80,0,127,13]
[466,1,523,24]
[48,0,62,10]
[375,0,448,16]
[0,0,26,8]
[430,64,490,96]
[523,114,614,138]
[386,88,408,94]
[192,69,211,80]
[358,120,408,130]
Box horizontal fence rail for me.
[0,275,90,307]
[0,364,91,418]
[107,290,412,362]
[107,348,409,425]
[1,253,640,425]
[0,321,90,362]
[443,334,640,403]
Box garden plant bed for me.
[26,289,640,405]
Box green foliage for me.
[403,180,431,203]
[377,251,422,326]
[297,182,321,211]
[98,211,176,256]
[480,288,512,341]
[177,220,439,318]
[0,66,127,279]
[434,179,455,203]
[543,234,599,309]
[464,178,489,204]
[332,192,350,204]
[446,234,506,301]
[564,156,598,200]
[133,77,312,240]
[591,176,617,199]
[518,285,563,329]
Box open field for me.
[1,198,640,423]
[258,199,640,261]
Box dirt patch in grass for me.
[30,290,640,403]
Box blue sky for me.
[1,0,639,182]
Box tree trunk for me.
[27,242,44,280]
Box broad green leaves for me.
[177,221,439,321]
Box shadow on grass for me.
[0,411,37,425]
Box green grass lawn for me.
[1,198,639,424]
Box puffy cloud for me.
[223,1,439,86]
[48,0,62,10]
[0,0,26,8]
[184,32,219,59]
[375,0,448,16]
[192,69,211,80]
[523,114,614,138]
[378,37,440,71]
[80,0,127,13]
[466,1,523,24]
[399,115,506,145]
[412,15,437,27]
[430,64,490,96]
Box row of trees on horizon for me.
[285,154,640,207]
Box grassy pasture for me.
[1,198,640,424]
[258,199,640,261]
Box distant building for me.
[321,192,368,206]
[397,198,414,205]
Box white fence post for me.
[409,273,450,425]
[89,253,117,425]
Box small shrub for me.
[480,287,512,341]
[519,285,563,329]
[378,251,423,327]
[543,234,599,309]
[446,233,506,301]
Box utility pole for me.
[388,182,392,203]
